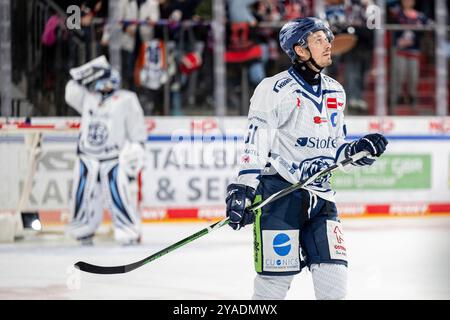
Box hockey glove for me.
[225,184,256,231]
[348,133,388,166]
[119,142,145,178]
[69,55,110,87]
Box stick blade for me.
[74,261,126,274]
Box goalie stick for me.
[75,150,370,274]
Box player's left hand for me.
[350,133,388,166]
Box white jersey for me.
[65,80,147,160]
[237,67,351,203]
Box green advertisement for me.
[331,154,431,190]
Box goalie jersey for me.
[65,80,147,160]
[237,66,350,203]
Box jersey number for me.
[245,124,258,144]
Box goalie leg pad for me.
[102,161,142,244]
[311,263,347,300]
[252,274,294,300]
[66,156,103,240]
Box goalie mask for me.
[92,67,121,93]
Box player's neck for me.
[293,61,321,85]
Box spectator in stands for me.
[281,0,313,21]
[323,0,346,80]
[134,0,161,115]
[101,0,140,90]
[81,1,104,61]
[342,0,376,114]
[157,0,203,115]
[227,0,267,87]
[389,0,432,108]
[138,0,160,43]
[101,0,161,93]
[117,0,139,91]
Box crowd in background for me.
[10,0,442,117]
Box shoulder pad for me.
[322,74,344,89]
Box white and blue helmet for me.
[92,67,121,92]
[279,17,334,62]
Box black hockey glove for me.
[348,133,388,166]
[225,184,256,231]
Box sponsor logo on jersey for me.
[330,112,338,127]
[334,225,344,243]
[327,97,338,109]
[295,136,337,149]
[314,116,328,124]
[272,233,291,256]
[326,97,344,110]
[273,78,292,93]
[262,230,300,272]
[326,220,347,260]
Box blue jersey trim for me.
[238,169,261,176]
[288,67,322,98]
[295,89,323,113]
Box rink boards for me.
[0,116,449,226]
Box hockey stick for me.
[15,131,43,237]
[75,150,369,274]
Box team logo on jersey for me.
[298,157,334,186]
[87,122,108,146]
[295,136,337,149]
[273,77,292,93]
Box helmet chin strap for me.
[293,47,322,85]
[295,47,323,72]
[305,48,323,72]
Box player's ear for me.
[294,45,309,62]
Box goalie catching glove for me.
[119,142,145,178]
[225,184,256,230]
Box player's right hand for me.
[225,184,256,231]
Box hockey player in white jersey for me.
[225,18,388,299]
[65,56,147,246]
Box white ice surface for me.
[0,216,449,300]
